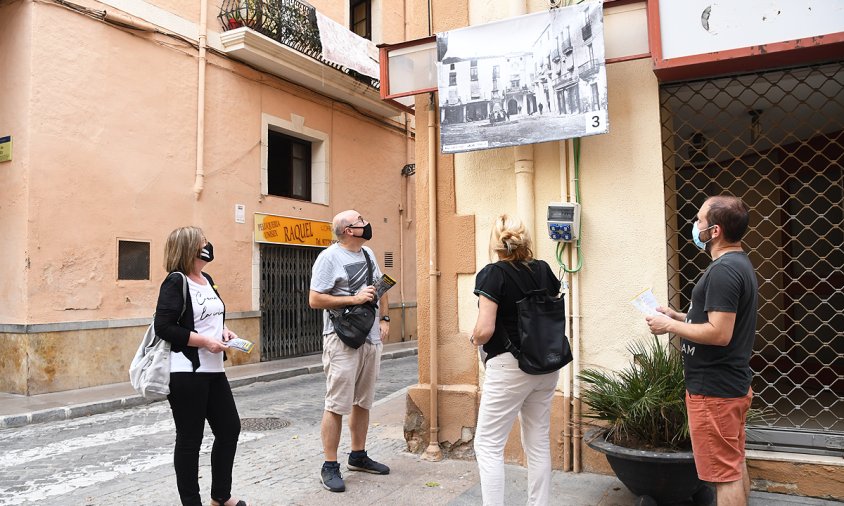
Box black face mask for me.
[198,242,214,262]
[359,223,373,241]
[348,223,373,241]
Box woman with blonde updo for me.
[470,215,561,506]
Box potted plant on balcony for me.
[579,336,715,506]
[222,0,259,30]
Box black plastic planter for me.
[585,428,715,506]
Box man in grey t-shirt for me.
[309,210,390,493]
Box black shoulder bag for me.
[329,249,378,349]
[494,261,572,375]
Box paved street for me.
[2,351,838,506]
[0,355,418,506]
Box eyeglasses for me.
[346,216,366,229]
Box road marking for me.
[0,432,263,505]
[0,403,170,443]
[0,420,176,468]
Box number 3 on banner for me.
[584,110,608,135]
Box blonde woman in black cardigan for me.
[154,226,248,506]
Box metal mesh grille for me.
[659,62,844,446]
[260,244,324,360]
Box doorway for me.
[660,61,844,455]
[259,244,324,360]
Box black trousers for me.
[167,372,241,506]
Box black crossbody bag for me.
[330,249,377,349]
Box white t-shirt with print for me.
[170,276,225,373]
[310,244,383,344]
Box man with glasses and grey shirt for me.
[309,210,391,493]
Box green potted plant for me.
[579,336,714,506]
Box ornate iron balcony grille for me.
[218,0,379,89]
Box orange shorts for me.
[685,388,753,483]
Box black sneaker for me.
[320,462,345,492]
[348,451,390,475]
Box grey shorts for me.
[322,332,382,415]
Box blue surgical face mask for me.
[691,220,714,250]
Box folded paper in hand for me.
[630,289,660,316]
[373,274,397,300]
[227,337,254,353]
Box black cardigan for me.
[153,271,226,372]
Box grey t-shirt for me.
[310,243,383,344]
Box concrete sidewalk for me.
[0,341,419,428]
[291,385,840,506]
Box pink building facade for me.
[0,0,417,395]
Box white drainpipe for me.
[193,0,208,199]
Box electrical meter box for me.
[547,202,581,242]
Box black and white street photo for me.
[436,4,609,154]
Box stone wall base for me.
[0,317,260,395]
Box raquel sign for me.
[254,214,334,247]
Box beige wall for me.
[7,1,415,324]
[407,0,666,461]
[574,59,667,370]
[0,1,32,324]
[26,3,200,322]
[308,0,345,27]
[415,55,665,453]
[0,1,415,393]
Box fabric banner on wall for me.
[316,12,380,80]
[436,3,609,154]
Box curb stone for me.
[0,347,417,429]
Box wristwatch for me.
[380,315,391,322]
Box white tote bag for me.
[129,273,187,399]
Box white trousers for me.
[474,352,559,506]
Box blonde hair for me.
[489,214,534,263]
[163,226,204,274]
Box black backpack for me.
[493,261,572,375]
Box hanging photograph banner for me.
[436,3,609,154]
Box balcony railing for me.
[560,35,573,54]
[578,59,599,78]
[582,22,592,41]
[218,0,378,88]
[505,84,529,94]
[553,71,577,89]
